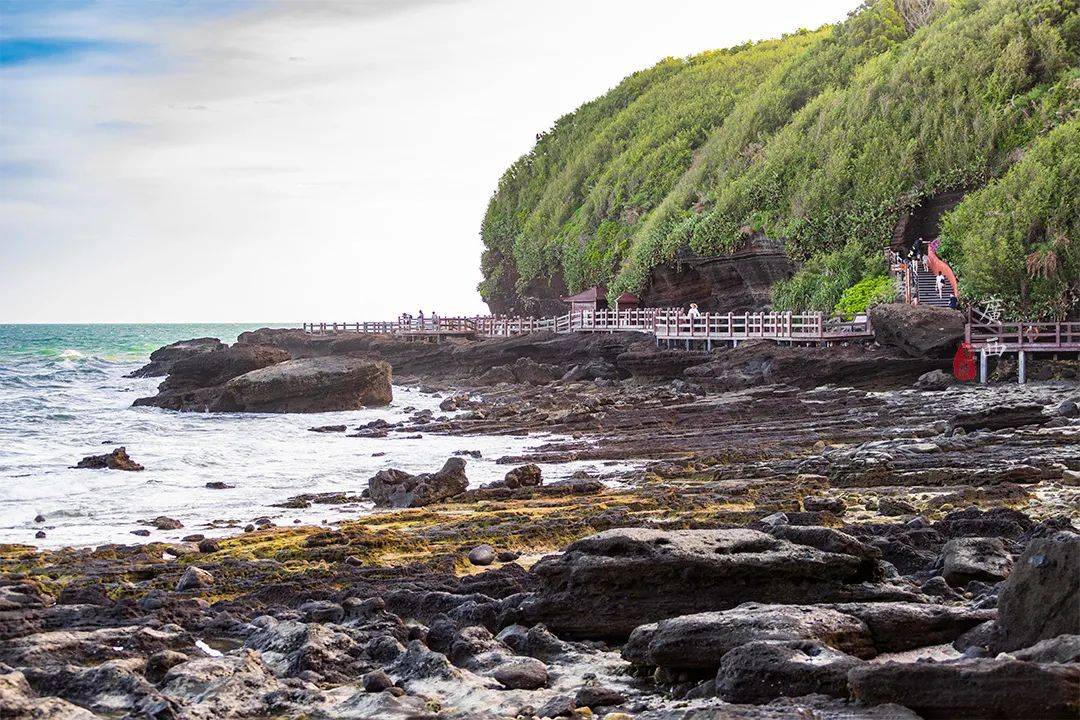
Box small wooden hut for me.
[613,292,640,311]
[561,286,608,314]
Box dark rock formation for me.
[478,357,563,386]
[126,337,225,378]
[848,658,1080,719]
[678,340,946,390]
[623,603,875,670]
[827,602,994,653]
[638,236,794,312]
[496,464,542,489]
[941,537,1012,587]
[134,344,289,410]
[994,531,1079,652]
[916,369,956,390]
[367,458,469,508]
[716,639,863,703]
[467,544,496,566]
[491,657,548,689]
[948,404,1049,433]
[520,528,914,639]
[1010,634,1080,664]
[73,447,144,471]
[213,357,392,412]
[136,354,391,413]
[869,304,966,358]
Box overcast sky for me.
[1,0,856,323]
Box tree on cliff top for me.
[479,0,1080,319]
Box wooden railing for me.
[303,308,873,344]
[653,310,870,341]
[928,239,959,298]
[967,313,1080,352]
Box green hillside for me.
[479,0,1079,319]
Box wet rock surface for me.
[73,446,144,471]
[367,457,469,508]
[4,329,1079,718]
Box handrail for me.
[928,238,959,298]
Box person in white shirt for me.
[935,273,945,299]
[687,303,701,319]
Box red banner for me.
[953,342,976,381]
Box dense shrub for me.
[833,274,898,315]
[480,0,1079,317]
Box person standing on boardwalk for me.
[936,272,945,299]
[687,303,701,319]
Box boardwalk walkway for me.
[302,308,872,347]
[965,307,1080,383]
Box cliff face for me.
[479,0,1079,318]
[639,236,793,313]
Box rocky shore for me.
[3,318,1078,719]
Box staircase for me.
[913,267,951,307]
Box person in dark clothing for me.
[948,294,958,309]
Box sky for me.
[0,0,857,323]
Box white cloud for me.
[0,0,857,322]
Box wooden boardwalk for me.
[302,308,872,346]
[964,308,1080,383]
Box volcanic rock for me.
[176,566,213,591]
[213,356,392,412]
[869,304,965,358]
[827,602,995,653]
[915,369,956,390]
[73,447,144,471]
[501,464,543,489]
[1010,634,1080,664]
[715,639,863,703]
[126,337,225,378]
[134,343,290,410]
[467,544,496,566]
[491,657,548,690]
[520,527,913,639]
[994,531,1079,652]
[948,404,1049,433]
[848,658,1080,719]
[941,536,1012,587]
[367,458,468,508]
[624,603,875,670]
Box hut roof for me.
[561,285,606,303]
[615,292,640,304]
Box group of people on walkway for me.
[398,310,441,329]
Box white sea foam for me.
[0,337,632,549]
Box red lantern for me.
[953,342,976,382]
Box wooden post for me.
[979,349,988,384]
[1018,350,1026,385]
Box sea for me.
[0,324,609,549]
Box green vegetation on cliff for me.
[480,0,1079,318]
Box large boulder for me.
[133,343,291,410]
[827,602,994,654]
[941,537,1012,587]
[869,304,965,358]
[848,658,1080,719]
[948,404,1049,433]
[368,458,468,508]
[623,603,875,670]
[519,528,915,639]
[716,639,863,704]
[994,531,1079,652]
[126,337,225,378]
[213,357,392,413]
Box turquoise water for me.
[0,323,284,361]
[0,324,609,549]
